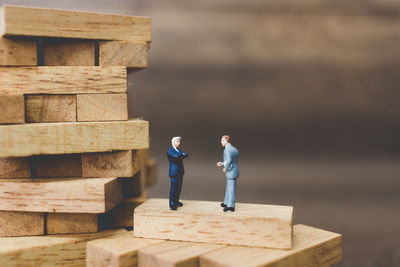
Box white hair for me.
[171,136,181,145]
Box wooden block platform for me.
[0,66,126,95]
[0,5,151,41]
[0,120,149,157]
[0,228,126,266]
[134,199,293,249]
[0,177,122,213]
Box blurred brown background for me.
[2,0,400,266]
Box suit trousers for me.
[223,178,237,208]
[169,174,183,207]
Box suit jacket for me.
[223,143,239,179]
[167,147,188,177]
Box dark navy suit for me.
[167,147,188,208]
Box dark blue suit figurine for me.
[167,136,189,210]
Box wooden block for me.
[138,240,224,267]
[0,177,122,213]
[25,95,77,123]
[33,154,82,178]
[47,213,99,235]
[121,168,147,198]
[86,231,163,267]
[0,37,36,66]
[1,5,151,41]
[0,211,44,237]
[0,94,25,124]
[44,38,95,66]
[146,158,158,187]
[99,41,148,68]
[0,228,126,266]
[0,66,126,95]
[99,191,148,228]
[0,157,31,178]
[200,224,342,267]
[0,120,149,157]
[134,199,293,249]
[77,94,128,122]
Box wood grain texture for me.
[134,199,293,249]
[138,240,224,267]
[33,154,82,178]
[0,5,151,41]
[86,231,163,267]
[0,66,127,95]
[0,157,31,178]
[0,177,122,213]
[25,95,77,123]
[200,224,342,267]
[146,158,158,187]
[0,228,126,266]
[0,211,44,237]
[47,213,99,235]
[0,120,149,157]
[77,94,128,122]
[44,38,95,66]
[99,41,148,68]
[0,37,36,66]
[0,94,25,124]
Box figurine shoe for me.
[221,202,227,208]
[170,206,177,210]
[177,202,183,207]
[223,207,235,212]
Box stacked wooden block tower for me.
[0,5,342,267]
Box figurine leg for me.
[223,179,229,206]
[176,174,183,203]
[169,177,178,208]
[227,178,237,208]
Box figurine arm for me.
[167,150,182,163]
[223,150,232,171]
[182,152,189,158]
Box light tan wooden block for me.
[77,94,128,122]
[146,158,158,187]
[44,39,95,66]
[0,177,122,213]
[0,211,44,237]
[0,120,149,157]
[0,94,25,124]
[1,5,151,41]
[0,157,31,178]
[0,228,126,266]
[0,37,36,66]
[0,66,126,95]
[33,153,82,178]
[47,213,99,235]
[99,41,148,68]
[138,240,224,267]
[134,199,293,249]
[86,231,163,267]
[25,95,77,123]
[200,224,342,267]
[99,191,148,228]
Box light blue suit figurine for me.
[217,135,239,212]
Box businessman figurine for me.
[217,135,239,212]
[167,136,189,210]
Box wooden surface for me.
[33,153,82,178]
[77,94,128,121]
[0,66,126,95]
[0,5,151,41]
[0,211,44,237]
[44,38,95,66]
[25,95,77,123]
[47,213,99,235]
[86,231,163,267]
[0,94,25,124]
[200,224,342,267]
[138,240,224,267]
[146,158,158,187]
[0,177,122,213]
[0,120,149,157]
[0,228,126,266]
[134,198,294,249]
[99,41,149,68]
[0,157,31,178]
[0,37,36,66]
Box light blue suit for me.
[222,143,239,208]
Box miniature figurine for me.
[217,135,239,212]
[167,136,189,210]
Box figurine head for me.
[171,136,181,148]
[221,135,231,147]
